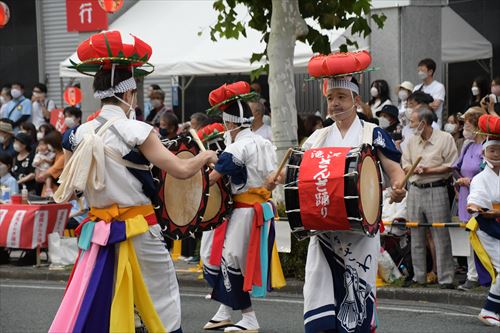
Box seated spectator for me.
[249,101,272,142]
[19,122,37,149]
[452,107,485,291]
[2,83,32,131]
[61,106,82,152]
[444,113,465,153]
[369,79,392,118]
[159,112,179,140]
[31,83,56,129]
[190,112,210,131]
[402,107,458,288]
[0,119,16,158]
[12,132,36,193]
[34,131,63,197]
[33,136,56,196]
[0,85,12,117]
[0,151,18,196]
[37,123,55,141]
[376,104,402,141]
[146,89,168,126]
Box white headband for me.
[483,139,500,149]
[222,100,251,127]
[325,77,359,95]
[93,77,137,99]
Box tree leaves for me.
[208,0,386,76]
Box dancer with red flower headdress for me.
[49,31,217,333]
[202,82,284,332]
[268,51,406,333]
[466,114,500,327]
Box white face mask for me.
[405,107,413,120]
[378,117,391,129]
[151,99,162,109]
[114,92,137,119]
[13,142,22,152]
[398,90,409,101]
[370,87,379,98]
[0,96,5,104]
[11,89,22,99]
[463,128,475,140]
[223,130,232,146]
[0,163,8,177]
[36,132,44,141]
[417,71,428,80]
[471,86,480,96]
[413,121,425,137]
[444,123,457,134]
[0,135,5,144]
[64,117,76,128]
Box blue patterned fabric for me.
[372,127,401,163]
[214,152,247,189]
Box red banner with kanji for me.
[50,108,67,133]
[66,0,108,32]
[0,203,71,249]
[298,147,350,231]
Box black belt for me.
[411,180,449,189]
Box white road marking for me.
[0,284,479,318]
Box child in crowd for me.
[0,152,19,201]
[32,138,56,196]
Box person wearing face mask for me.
[468,76,490,109]
[369,79,392,120]
[143,83,161,119]
[158,111,179,140]
[451,108,485,292]
[31,83,56,129]
[376,104,402,140]
[466,114,500,327]
[2,83,32,131]
[249,100,272,142]
[268,60,407,332]
[0,86,13,118]
[396,81,414,124]
[402,108,458,289]
[12,132,36,193]
[444,114,464,153]
[202,81,278,332]
[146,89,169,126]
[480,76,500,117]
[61,106,82,153]
[49,31,217,333]
[0,119,16,159]
[413,58,446,128]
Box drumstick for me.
[389,156,422,204]
[189,128,215,169]
[273,148,293,182]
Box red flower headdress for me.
[197,123,225,142]
[69,31,154,77]
[207,81,258,116]
[478,114,500,148]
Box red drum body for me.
[284,144,382,238]
[158,135,209,239]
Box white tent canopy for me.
[441,7,492,63]
[59,1,367,78]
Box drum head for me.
[159,136,209,239]
[357,145,382,236]
[198,176,233,232]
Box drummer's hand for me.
[466,203,484,214]
[390,184,406,203]
[479,209,500,219]
[203,150,218,165]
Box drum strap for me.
[361,120,376,145]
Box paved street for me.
[0,279,496,333]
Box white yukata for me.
[57,104,182,333]
[211,128,277,310]
[467,164,500,315]
[301,116,401,333]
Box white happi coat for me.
[301,117,380,333]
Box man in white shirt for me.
[413,58,446,128]
[249,101,272,142]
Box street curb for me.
[1,268,487,308]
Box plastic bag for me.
[378,247,402,283]
[48,232,78,268]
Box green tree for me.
[208,0,385,160]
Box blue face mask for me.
[159,128,168,137]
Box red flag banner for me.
[0,203,71,249]
[298,147,351,231]
[50,109,67,133]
